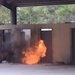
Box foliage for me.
[0,4,75,24]
[0,5,10,24]
[17,5,75,24]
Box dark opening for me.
[40,29,52,63]
[0,30,11,50]
[71,28,75,64]
[4,30,11,49]
[0,30,14,63]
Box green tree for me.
[0,4,75,25]
[17,6,52,24]
[0,5,10,24]
[56,5,75,23]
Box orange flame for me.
[22,40,47,65]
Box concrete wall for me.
[0,23,74,64]
[29,24,71,64]
[52,24,71,64]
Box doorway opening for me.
[71,28,75,64]
[40,28,52,63]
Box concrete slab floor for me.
[0,63,75,75]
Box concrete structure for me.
[0,23,74,64]
[0,0,75,64]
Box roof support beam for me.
[1,0,75,7]
[2,1,13,10]
[17,0,75,7]
[10,6,17,25]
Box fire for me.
[22,40,47,65]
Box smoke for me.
[0,30,14,63]
[11,28,31,63]
[0,30,12,50]
[0,28,31,63]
